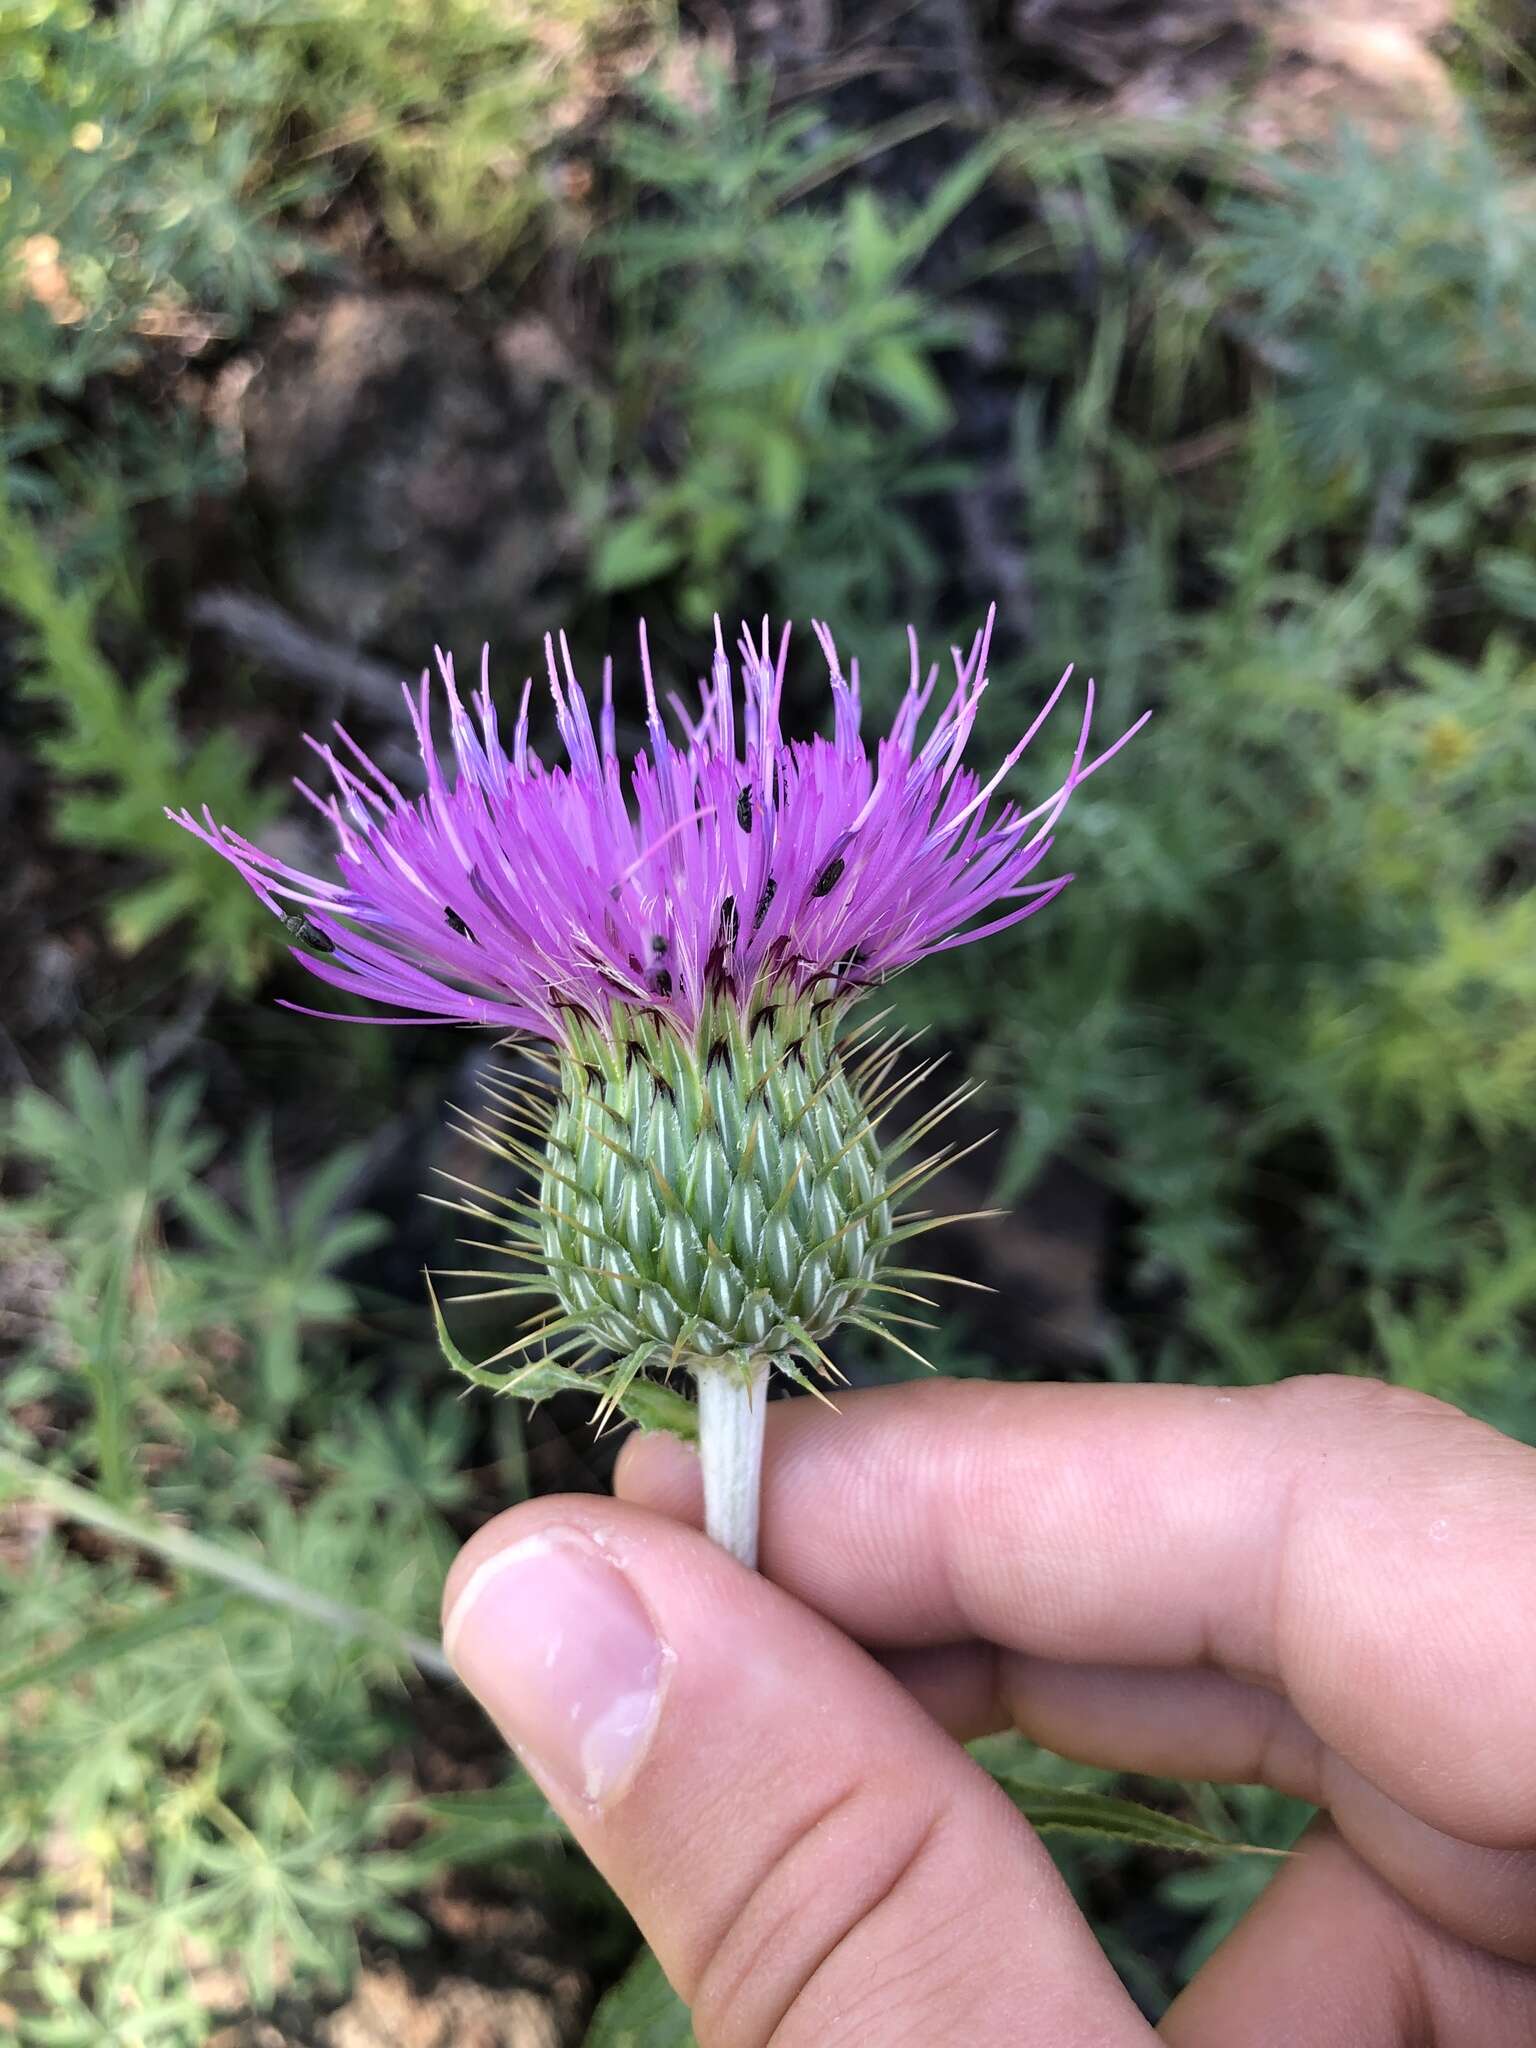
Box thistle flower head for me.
[169,609,1142,1043]
[170,613,1145,1457]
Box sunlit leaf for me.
[585,1946,696,2048]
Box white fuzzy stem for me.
[696,1359,770,1568]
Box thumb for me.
[442,1496,1144,2048]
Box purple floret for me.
[169,611,1147,1041]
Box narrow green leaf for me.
[616,1378,699,1441]
[1477,547,1536,621]
[415,1776,567,1835]
[893,137,1003,270]
[408,1776,571,1866]
[502,1356,608,1399]
[859,338,953,432]
[0,1590,230,1700]
[0,1448,451,1680]
[977,1756,1286,1859]
[431,1276,698,1436]
[755,428,806,521]
[425,1271,533,1390]
[594,520,685,592]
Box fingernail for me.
[444,1527,669,1809]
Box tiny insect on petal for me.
[170,612,1147,1044]
[280,910,336,954]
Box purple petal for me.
[168,616,1146,1040]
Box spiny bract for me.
[443,988,989,1413]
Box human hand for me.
[441,1376,1536,2045]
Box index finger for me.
[615,1375,1536,1849]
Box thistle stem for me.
[696,1359,769,1568]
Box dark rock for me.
[996,0,1457,144]
[1005,0,1255,93]
[241,293,583,665]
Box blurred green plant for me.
[0,491,279,985]
[0,0,312,398]
[9,1049,214,1255]
[1212,122,1536,492]
[0,0,315,597]
[266,0,657,282]
[0,0,663,995]
[892,121,1536,1445]
[1156,1785,1313,1979]
[176,1125,389,1418]
[1,0,644,382]
[561,70,992,629]
[585,1946,697,2047]
[0,1051,563,2043]
[8,1049,214,1503]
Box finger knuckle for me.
[1267,1371,1468,1440]
[687,1783,951,2048]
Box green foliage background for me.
[3,0,1535,2039]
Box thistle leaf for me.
[973,1743,1288,1859]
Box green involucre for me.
[442,983,986,1409]
[542,991,891,1370]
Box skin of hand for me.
[440,1375,1536,2046]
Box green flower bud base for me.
[438,986,988,1565]
[542,990,890,1376]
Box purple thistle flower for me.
[169,609,1147,1041]
[173,607,1150,1567]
